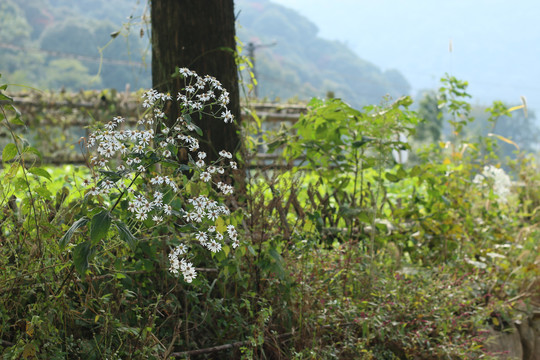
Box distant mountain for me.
[270,0,540,115]
[236,0,410,106]
[0,0,411,108]
[0,0,150,91]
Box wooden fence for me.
[0,90,307,166]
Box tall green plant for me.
[60,68,240,279]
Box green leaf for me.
[59,217,89,250]
[90,210,112,245]
[215,217,227,233]
[114,221,137,250]
[34,185,52,200]
[192,123,203,137]
[2,143,18,162]
[269,248,284,264]
[396,166,407,179]
[23,146,42,160]
[73,241,95,275]
[9,117,25,126]
[409,165,422,177]
[4,162,20,180]
[269,248,285,279]
[385,172,400,182]
[27,167,51,181]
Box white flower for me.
[217,182,234,195]
[207,239,222,253]
[179,67,193,77]
[219,150,232,159]
[191,212,204,223]
[227,224,236,237]
[172,243,188,256]
[168,254,197,283]
[101,179,115,191]
[128,201,137,212]
[163,204,172,215]
[104,121,117,131]
[188,142,199,152]
[221,109,234,123]
[154,191,164,201]
[135,211,148,221]
[200,171,211,182]
[150,176,163,185]
[207,208,219,221]
[195,231,208,245]
[474,165,512,203]
[198,151,207,159]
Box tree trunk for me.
[151,0,240,161]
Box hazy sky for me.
[271,0,540,114]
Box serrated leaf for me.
[90,210,112,245]
[28,167,51,181]
[73,241,95,275]
[59,217,90,250]
[114,221,137,250]
[2,143,18,162]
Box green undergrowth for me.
[1,73,539,359]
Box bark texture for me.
[151,0,240,160]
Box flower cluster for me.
[473,165,512,203]
[174,67,235,123]
[168,244,197,283]
[83,68,239,283]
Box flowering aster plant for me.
[472,165,512,204]
[60,68,239,283]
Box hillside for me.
[0,0,410,107]
[235,0,410,106]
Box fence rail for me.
[1,90,308,166]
